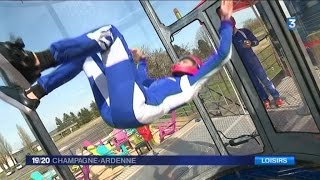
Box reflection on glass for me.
[171,20,264,155]
[233,6,319,133]
[283,0,320,93]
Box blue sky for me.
[0,1,255,151]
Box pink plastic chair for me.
[158,111,177,142]
[111,129,132,150]
[75,165,90,180]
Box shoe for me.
[0,86,39,112]
[275,98,283,108]
[0,38,40,84]
[263,99,271,109]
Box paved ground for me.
[6,75,320,180]
[113,76,320,180]
[6,118,112,180]
[115,115,261,180]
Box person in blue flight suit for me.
[216,8,283,109]
[0,1,235,129]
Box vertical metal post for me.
[139,0,228,155]
[259,0,320,128]
[1,3,75,178]
[0,69,75,179]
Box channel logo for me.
[287,17,296,30]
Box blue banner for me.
[25,155,295,166]
[255,156,295,166]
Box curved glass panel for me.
[171,20,264,155]
[233,5,319,133]
[282,0,320,103]
[0,1,204,179]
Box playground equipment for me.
[111,129,133,151]
[157,111,177,142]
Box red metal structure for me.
[193,0,257,12]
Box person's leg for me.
[0,25,114,112]
[0,56,86,110]
[82,53,114,127]
[246,67,269,101]
[50,25,112,64]
[246,66,271,109]
[254,62,283,107]
[29,25,117,96]
[89,25,145,128]
[254,63,280,97]
[0,38,56,84]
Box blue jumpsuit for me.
[37,21,233,129]
[232,28,280,101]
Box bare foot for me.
[32,52,40,66]
[26,90,39,100]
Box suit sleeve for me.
[244,28,259,47]
[188,20,233,85]
[137,58,156,87]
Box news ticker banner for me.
[26,155,295,166]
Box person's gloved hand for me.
[131,48,146,62]
[243,40,252,48]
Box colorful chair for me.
[82,140,100,155]
[30,171,44,180]
[131,133,152,155]
[84,140,128,156]
[74,165,90,180]
[119,144,129,156]
[111,129,132,150]
[96,145,115,156]
[31,169,57,180]
[158,111,177,142]
[125,128,138,136]
[137,125,154,148]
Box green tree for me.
[0,155,9,172]
[89,101,100,118]
[195,27,211,47]
[55,117,64,131]
[78,107,92,125]
[69,112,78,125]
[243,18,262,33]
[62,113,72,127]
[141,47,172,78]
[141,44,191,79]
[16,125,34,154]
[173,44,190,57]
[0,133,16,166]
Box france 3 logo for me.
[287,17,296,30]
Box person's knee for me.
[109,25,124,40]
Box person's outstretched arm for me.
[188,20,233,86]
[137,58,155,87]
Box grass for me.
[255,42,282,79]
